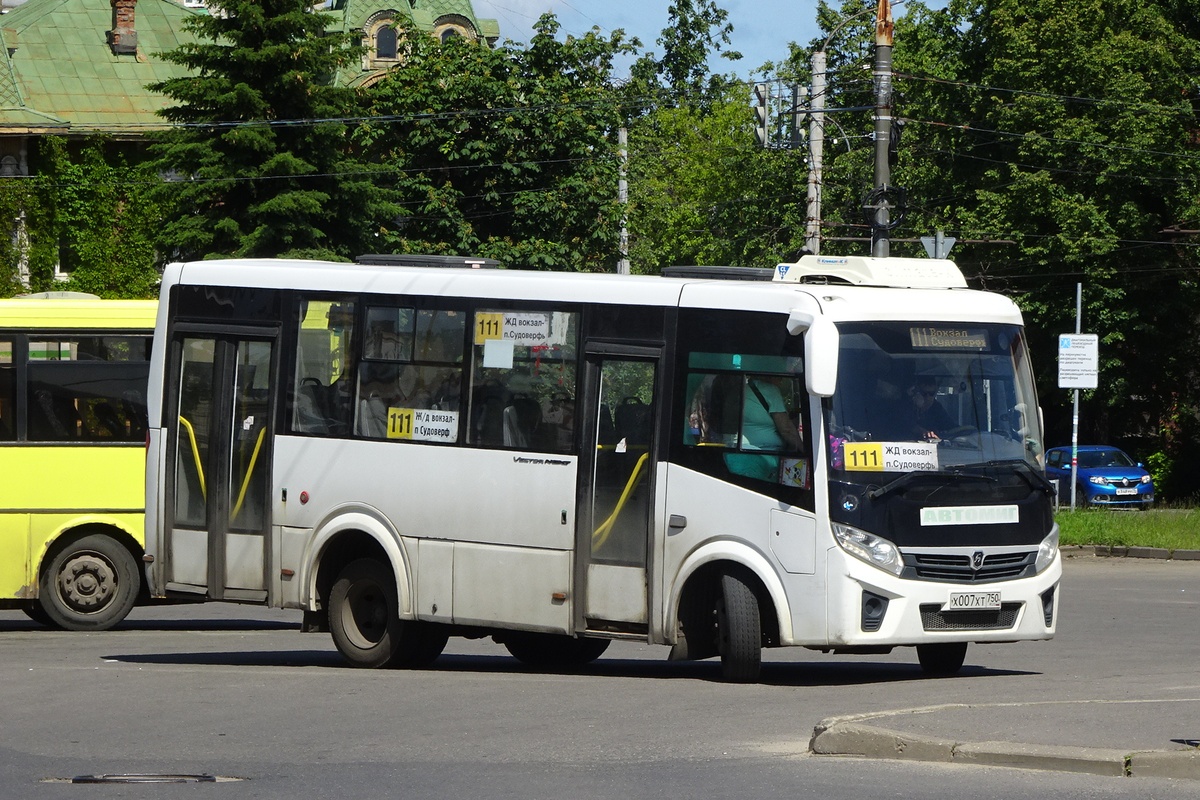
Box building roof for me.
[0,0,502,137]
[0,0,203,136]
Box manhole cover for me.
[71,774,221,784]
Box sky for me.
[470,0,827,77]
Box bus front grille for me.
[919,602,1021,631]
[903,551,1035,583]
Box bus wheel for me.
[917,642,968,676]
[503,633,610,668]
[388,623,450,669]
[715,572,761,683]
[22,603,55,628]
[329,558,404,668]
[39,534,139,631]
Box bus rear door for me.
[162,328,276,602]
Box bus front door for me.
[164,333,275,602]
[578,350,659,633]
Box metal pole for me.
[871,0,894,258]
[1070,282,1081,509]
[617,125,630,275]
[804,49,826,255]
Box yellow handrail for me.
[178,415,206,499]
[592,451,649,549]
[232,426,267,521]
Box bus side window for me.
[0,342,12,441]
[292,298,357,437]
[468,310,578,452]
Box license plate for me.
[1115,487,1137,496]
[943,591,1001,611]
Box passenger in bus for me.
[906,377,952,440]
[725,375,804,482]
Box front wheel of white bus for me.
[329,558,448,669]
[716,572,762,683]
[38,533,140,631]
[916,642,968,676]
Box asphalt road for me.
[1,554,1197,799]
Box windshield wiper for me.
[866,469,997,501]
[981,458,1058,495]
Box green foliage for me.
[37,139,159,298]
[0,137,158,299]
[0,179,36,296]
[147,0,385,261]
[629,0,743,110]
[1057,509,1200,551]
[627,90,809,272]
[358,17,635,271]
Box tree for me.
[629,0,743,111]
[627,89,809,272]
[357,16,635,271]
[147,0,388,261]
[885,0,1200,496]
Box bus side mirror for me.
[787,310,838,398]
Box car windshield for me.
[824,321,1042,481]
[1077,449,1135,469]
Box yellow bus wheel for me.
[39,533,140,631]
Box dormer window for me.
[376,26,398,59]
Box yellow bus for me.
[0,294,156,630]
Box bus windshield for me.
[825,321,1042,477]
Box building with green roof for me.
[0,0,500,174]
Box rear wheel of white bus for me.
[38,533,140,631]
[501,632,610,668]
[329,558,447,669]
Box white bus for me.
[144,254,1060,682]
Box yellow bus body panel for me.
[0,297,155,601]
[0,445,146,600]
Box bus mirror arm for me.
[787,310,839,398]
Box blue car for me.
[1044,445,1154,509]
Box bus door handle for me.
[668,514,687,532]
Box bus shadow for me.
[107,649,345,668]
[0,618,300,634]
[101,649,1036,684]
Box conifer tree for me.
[147,0,386,261]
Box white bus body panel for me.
[661,464,827,646]
[272,435,577,632]
[823,546,1061,645]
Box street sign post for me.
[1058,333,1098,389]
[1059,326,1098,510]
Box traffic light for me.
[753,82,770,148]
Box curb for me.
[1059,545,1200,561]
[810,719,1200,780]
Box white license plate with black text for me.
[1115,487,1137,496]
[943,591,1001,611]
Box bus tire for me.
[22,603,54,628]
[388,623,450,669]
[917,642,968,676]
[329,558,405,668]
[716,572,761,683]
[503,633,610,668]
[38,533,140,632]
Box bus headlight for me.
[1035,526,1059,573]
[832,523,903,576]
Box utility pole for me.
[617,125,630,274]
[804,49,826,255]
[806,4,881,256]
[871,0,894,258]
